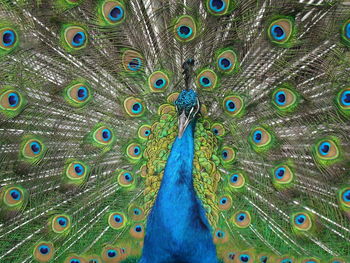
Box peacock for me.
[1,0,350,262]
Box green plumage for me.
[0,0,350,262]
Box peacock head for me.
[175,89,200,138]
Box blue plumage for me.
[140,120,218,263]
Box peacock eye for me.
[219,58,231,70]
[178,26,192,38]
[122,50,143,73]
[34,242,54,262]
[271,25,285,41]
[272,86,299,113]
[276,91,286,105]
[0,89,26,117]
[0,27,18,52]
[228,252,236,260]
[319,142,330,155]
[340,188,350,208]
[118,171,135,187]
[215,230,225,238]
[253,130,262,143]
[237,213,246,221]
[101,246,121,262]
[51,214,71,233]
[74,164,84,176]
[314,138,340,163]
[211,123,225,137]
[39,245,50,255]
[134,208,140,215]
[231,175,238,182]
[130,223,145,239]
[107,249,117,258]
[62,26,88,51]
[72,32,85,46]
[132,102,142,114]
[229,172,246,190]
[114,215,123,222]
[196,69,218,91]
[101,1,125,25]
[216,49,238,73]
[77,87,88,100]
[124,173,133,181]
[226,100,235,111]
[223,95,244,116]
[291,212,313,232]
[65,161,89,184]
[240,254,250,263]
[155,78,166,88]
[124,97,145,117]
[207,0,230,15]
[341,20,350,46]
[93,126,114,145]
[346,22,350,39]
[268,18,294,46]
[64,82,92,107]
[70,259,81,263]
[174,15,196,42]
[109,6,123,21]
[128,58,142,71]
[260,256,268,263]
[200,77,211,87]
[2,186,27,208]
[138,124,152,140]
[10,189,21,200]
[21,138,46,162]
[220,197,227,205]
[336,88,350,117]
[220,146,235,164]
[1,29,15,47]
[102,129,111,141]
[275,167,285,179]
[232,210,251,228]
[30,142,41,154]
[148,70,170,92]
[249,127,273,152]
[218,195,232,210]
[340,90,350,107]
[7,92,19,107]
[126,143,142,160]
[343,190,350,202]
[57,217,67,227]
[108,212,127,229]
[128,204,145,221]
[295,214,306,224]
[272,164,294,189]
[134,147,140,155]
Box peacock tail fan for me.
[0,0,350,262]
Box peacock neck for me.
[159,119,196,192]
[141,118,218,262]
[153,118,212,241]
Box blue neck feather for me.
[140,120,218,263]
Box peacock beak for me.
[178,110,191,139]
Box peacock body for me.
[0,0,350,262]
